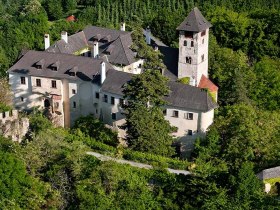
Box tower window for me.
[183,40,187,46]
[73,101,76,108]
[72,89,76,94]
[184,31,193,38]
[201,30,206,36]
[163,109,167,116]
[186,57,192,64]
[20,77,26,85]
[191,41,194,47]
[202,39,204,44]
[20,97,24,102]
[36,79,41,87]
[201,54,205,62]
[95,92,100,99]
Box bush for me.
[177,77,190,84]
[73,115,118,147]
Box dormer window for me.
[50,61,60,71]
[35,59,45,69]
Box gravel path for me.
[86,151,191,175]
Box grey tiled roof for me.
[8,50,113,82]
[257,166,280,180]
[166,81,217,111]
[101,70,132,95]
[47,26,136,66]
[177,7,212,32]
[159,46,179,81]
[101,70,217,112]
[84,26,136,65]
[46,31,88,54]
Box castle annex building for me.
[8,8,218,142]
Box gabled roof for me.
[46,31,88,54]
[177,7,212,32]
[198,75,218,92]
[101,70,217,112]
[8,50,113,82]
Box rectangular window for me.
[183,40,187,46]
[173,110,179,118]
[188,130,193,136]
[184,113,193,120]
[20,97,24,102]
[51,80,57,88]
[201,30,206,36]
[72,89,76,94]
[201,54,205,62]
[95,92,100,99]
[119,98,124,107]
[73,101,76,108]
[163,109,167,116]
[112,113,117,120]
[20,77,26,85]
[111,96,115,105]
[36,79,41,87]
[104,94,108,103]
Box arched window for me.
[183,40,187,46]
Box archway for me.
[44,99,51,108]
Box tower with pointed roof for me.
[177,7,212,86]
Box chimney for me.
[145,26,151,45]
[93,41,99,58]
[190,76,196,86]
[120,22,126,31]
[61,31,68,43]
[101,62,106,84]
[44,34,50,50]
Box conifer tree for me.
[123,70,175,157]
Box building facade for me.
[8,7,217,143]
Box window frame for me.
[184,112,193,120]
[111,96,115,105]
[104,94,108,103]
[112,113,117,120]
[173,110,179,118]
[20,77,26,85]
[36,78,41,87]
[51,80,57,89]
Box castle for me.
[8,8,218,146]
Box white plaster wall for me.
[164,106,199,137]
[113,59,144,75]
[99,92,126,127]
[178,29,209,84]
[199,109,214,133]
[9,73,36,110]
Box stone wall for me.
[0,110,29,142]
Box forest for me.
[0,0,280,209]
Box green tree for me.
[123,70,175,156]
[73,115,118,147]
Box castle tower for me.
[177,7,212,86]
